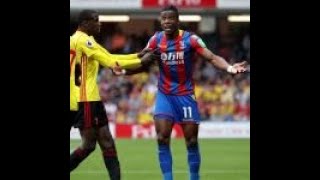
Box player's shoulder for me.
[183,31,201,40]
[76,33,98,49]
[150,31,162,38]
[70,33,77,42]
[150,31,167,42]
[70,34,77,47]
[77,33,92,43]
[188,32,206,48]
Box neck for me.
[77,27,89,35]
[166,29,179,39]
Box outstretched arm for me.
[112,63,149,76]
[190,34,247,74]
[198,48,247,74]
[112,56,157,76]
[93,51,143,69]
[81,38,144,69]
[96,43,139,60]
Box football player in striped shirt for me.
[113,5,247,180]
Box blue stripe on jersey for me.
[184,31,194,92]
[157,32,166,93]
[155,31,162,45]
[167,39,179,94]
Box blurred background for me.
[70,1,250,179]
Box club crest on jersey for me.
[86,40,94,48]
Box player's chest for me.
[156,40,192,63]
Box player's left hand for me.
[138,48,153,58]
[228,61,248,74]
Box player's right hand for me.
[140,49,160,66]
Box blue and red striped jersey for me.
[146,30,207,95]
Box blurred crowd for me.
[98,28,250,125]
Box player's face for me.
[87,13,101,35]
[160,11,179,35]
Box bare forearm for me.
[124,66,148,75]
[210,54,231,71]
[199,48,232,72]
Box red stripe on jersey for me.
[190,36,205,55]
[160,34,171,94]
[190,35,206,93]
[148,35,157,49]
[175,30,188,95]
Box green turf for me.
[70,139,250,180]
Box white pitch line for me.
[72,170,249,174]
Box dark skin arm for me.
[113,44,247,75]
[198,48,247,73]
[112,48,159,75]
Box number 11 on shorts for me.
[183,106,192,119]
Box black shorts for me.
[70,110,78,129]
[73,101,109,129]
